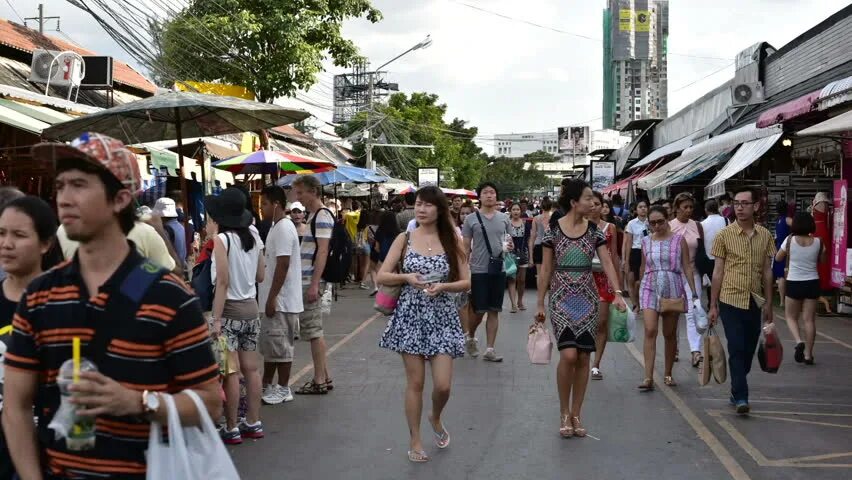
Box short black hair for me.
[648,205,669,219]
[558,178,589,213]
[403,192,416,205]
[57,159,136,235]
[612,193,624,205]
[790,212,816,236]
[705,199,719,214]
[733,186,759,203]
[477,182,499,198]
[776,201,789,216]
[261,185,287,207]
[540,196,553,211]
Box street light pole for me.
[365,35,432,171]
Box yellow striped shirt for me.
[711,222,776,310]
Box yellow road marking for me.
[624,342,751,480]
[747,413,852,429]
[290,313,381,385]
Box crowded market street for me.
[230,287,852,480]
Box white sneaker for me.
[465,335,480,358]
[483,348,503,363]
[262,384,284,405]
[277,385,294,403]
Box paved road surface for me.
[230,287,852,480]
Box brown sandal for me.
[664,376,677,387]
[638,378,654,391]
[571,417,587,437]
[559,414,573,438]
[294,380,328,395]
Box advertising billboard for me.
[611,0,652,60]
[591,161,616,193]
[418,167,439,187]
[558,126,590,155]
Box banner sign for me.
[831,179,847,287]
[418,167,439,187]
[557,126,589,155]
[591,161,616,193]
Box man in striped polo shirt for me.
[708,186,776,415]
[2,133,221,479]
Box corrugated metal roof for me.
[818,74,852,110]
[0,97,75,123]
[0,102,49,133]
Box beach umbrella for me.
[214,150,335,175]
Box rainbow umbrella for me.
[213,150,336,175]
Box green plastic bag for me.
[504,254,518,278]
[607,304,636,343]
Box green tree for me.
[480,152,553,199]
[336,92,486,188]
[152,0,382,102]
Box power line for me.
[671,61,735,93]
[449,0,733,62]
[4,0,24,23]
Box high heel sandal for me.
[664,376,677,387]
[559,414,574,438]
[571,417,587,437]
[638,378,654,391]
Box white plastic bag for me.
[693,299,709,335]
[625,305,637,342]
[147,391,240,480]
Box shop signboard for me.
[831,179,848,287]
[591,161,616,193]
[418,167,439,187]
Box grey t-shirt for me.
[463,210,511,274]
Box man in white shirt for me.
[258,186,304,405]
[56,218,177,273]
[701,199,728,289]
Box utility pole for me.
[366,71,375,170]
[25,4,60,34]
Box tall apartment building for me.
[602,0,669,130]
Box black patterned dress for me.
[544,222,606,352]
[379,245,465,358]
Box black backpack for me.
[310,208,353,283]
[191,235,229,311]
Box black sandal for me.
[294,380,329,395]
[324,378,334,391]
[804,356,815,365]
[794,342,805,363]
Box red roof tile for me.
[0,19,157,94]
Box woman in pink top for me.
[669,192,704,367]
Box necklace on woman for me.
[426,239,433,252]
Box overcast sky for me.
[1,0,849,143]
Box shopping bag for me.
[607,304,635,343]
[693,300,709,335]
[527,320,552,364]
[700,326,727,386]
[147,391,240,480]
[374,284,402,315]
[758,322,783,373]
[504,253,518,278]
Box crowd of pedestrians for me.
[0,132,834,476]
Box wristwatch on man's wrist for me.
[142,390,161,417]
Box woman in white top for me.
[669,192,704,367]
[622,199,649,311]
[774,212,825,365]
[207,187,266,444]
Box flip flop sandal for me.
[433,426,450,449]
[408,450,429,463]
[638,378,654,391]
[664,376,677,387]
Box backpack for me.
[191,235,229,311]
[310,208,353,283]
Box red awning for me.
[755,89,822,128]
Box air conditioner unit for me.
[80,56,113,88]
[731,81,765,106]
[29,49,83,87]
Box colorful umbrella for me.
[396,186,477,198]
[213,150,336,175]
[277,165,388,187]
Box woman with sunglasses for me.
[638,206,697,390]
[669,192,704,367]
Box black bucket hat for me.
[204,186,253,229]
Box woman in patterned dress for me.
[589,192,621,381]
[536,179,626,439]
[638,206,697,390]
[377,186,470,463]
[508,203,530,312]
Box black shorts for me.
[533,244,543,265]
[786,279,820,300]
[629,248,642,276]
[471,272,506,313]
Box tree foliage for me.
[152,0,381,102]
[336,92,487,188]
[480,152,555,199]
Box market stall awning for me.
[795,109,852,137]
[676,122,783,167]
[630,134,695,170]
[0,102,49,133]
[817,74,852,111]
[755,89,821,128]
[645,150,734,202]
[705,132,783,198]
[615,123,655,174]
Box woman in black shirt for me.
[0,196,59,480]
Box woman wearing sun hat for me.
[811,192,833,313]
[206,186,266,445]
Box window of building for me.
[635,107,641,112]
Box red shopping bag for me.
[758,323,783,373]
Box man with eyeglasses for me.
[708,186,775,415]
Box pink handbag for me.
[527,321,553,365]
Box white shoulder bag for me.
[147,390,240,480]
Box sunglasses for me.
[649,219,667,226]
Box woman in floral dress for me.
[638,206,697,390]
[378,186,470,463]
[536,179,626,439]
